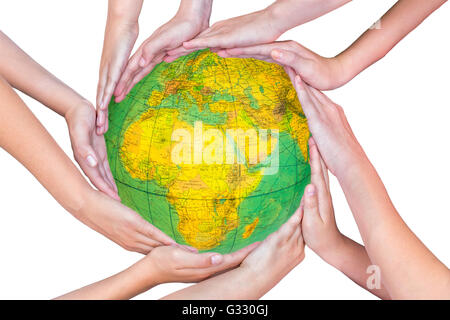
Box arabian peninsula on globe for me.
[105,49,311,253]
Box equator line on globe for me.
[105,49,311,254]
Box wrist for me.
[335,155,373,187]
[73,186,98,220]
[63,98,92,123]
[264,2,292,37]
[127,257,162,290]
[177,0,212,30]
[315,233,347,269]
[333,50,362,87]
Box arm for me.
[336,0,448,86]
[290,74,450,299]
[338,153,450,299]
[168,0,351,60]
[96,0,143,133]
[301,138,390,299]
[163,208,305,300]
[222,0,447,90]
[0,75,175,253]
[0,31,118,199]
[110,0,213,106]
[56,244,258,300]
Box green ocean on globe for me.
[105,49,311,253]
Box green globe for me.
[105,49,310,253]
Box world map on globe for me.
[105,49,311,253]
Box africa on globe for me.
[105,49,311,253]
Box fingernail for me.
[306,185,316,196]
[139,57,146,67]
[272,50,282,59]
[211,254,223,265]
[86,155,98,167]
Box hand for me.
[301,137,344,258]
[96,19,139,135]
[289,73,367,178]
[240,208,305,285]
[167,7,282,62]
[76,189,177,254]
[221,40,347,90]
[138,242,259,284]
[114,0,213,103]
[65,100,119,200]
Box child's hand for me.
[166,7,282,62]
[220,41,347,90]
[137,242,259,284]
[96,18,139,135]
[301,137,345,259]
[65,100,119,200]
[77,189,176,254]
[289,74,367,178]
[113,0,213,103]
[240,208,305,289]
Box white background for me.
[0,0,449,300]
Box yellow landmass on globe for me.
[119,50,309,250]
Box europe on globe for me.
[105,49,311,253]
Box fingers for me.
[176,249,224,269]
[96,66,108,113]
[309,139,331,221]
[271,49,301,71]
[279,207,302,239]
[72,130,118,199]
[139,38,164,68]
[138,221,177,246]
[81,161,119,200]
[166,46,197,61]
[302,184,321,226]
[102,158,118,194]
[318,151,330,190]
[114,51,142,101]
[218,242,260,269]
[292,75,320,120]
[225,44,274,60]
[182,37,210,50]
[179,241,259,273]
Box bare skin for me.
[56,207,304,300]
[291,73,450,299]
[167,0,352,61]
[221,0,448,90]
[302,138,390,299]
[96,0,213,134]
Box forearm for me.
[323,235,390,299]
[0,32,86,117]
[55,260,157,300]
[338,159,450,299]
[0,76,90,214]
[337,0,447,84]
[267,0,352,34]
[107,0,143,25]
[161,267,268,300]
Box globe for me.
[105,49,311,253]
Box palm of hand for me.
[65,102,118,199]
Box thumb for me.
[271,49,302,72]
[73,131,98,168]
[303,184,321,223]
[176,248,224,269]
[140,37,166,67]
